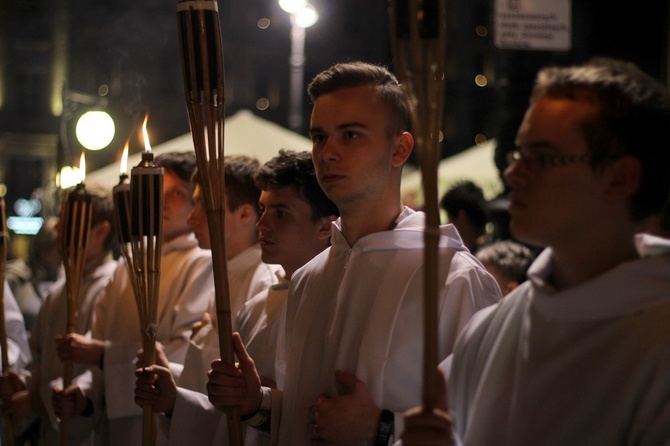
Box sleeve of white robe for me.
[2,282,31,370]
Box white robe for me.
[448,234,670,446]
[85,233,213,446]
[24,255,116,446]
[177,244,282,394]
[158,280,288,446]
[2,282,31,371]
[276,209,502,445]
[159,245,288,446]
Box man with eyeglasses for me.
[400,57,670,445]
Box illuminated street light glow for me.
[295,4,318,28]
[279,0,307,14]
[281,0,318,131]
[75,110,115,151]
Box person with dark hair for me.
[475,240,534,296]
[0,182,117,446]
[134,149,338,445]
[206,61,501,445]
[440,180,489,253]
[176,154,282,395]
[401,57,670,445]
[53,152,214,445]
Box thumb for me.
[202,312,213,325]
[334,370,359,393]
[232,332,254,369]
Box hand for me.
[207,332,262,417]
[191,312,213,339]
[308,370,380,445]
[0,370,26,402]
[55,333,104,365]
[400,368,454,446]
[136,342,169,369]
[134,365,177,414]
[52,384,89,419]
[2,390,32,419]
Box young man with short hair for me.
[134,150,338,445]
[1,182,118,446]
[207,61,501,445]
[55,152,214,446]
[401,57,670,446]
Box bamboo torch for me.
[112,140,142,312]
[113,138,145,359]
[129,118,164,446]
[0,195,15,446]
[176,2,243,445]
[389,0,448,410]
[60,152,93,445]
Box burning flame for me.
[141,114,152,153]
[79,152,86,182]
[120,139,129,175]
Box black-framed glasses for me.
[506,150,591,172]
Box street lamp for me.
[75,110,115,151]
[56,84,119,205]
[279,0,318,132]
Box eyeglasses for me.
[506,150,591,172]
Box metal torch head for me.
[130,152,164,237]
[62,183,93,253]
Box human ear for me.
[91,220,111,245]
[237,203,257,225]
[391,132,414,167]
[605,155,641,200]
[316,215,337,240]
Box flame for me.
[141,114,152,153]
[79,152,86,182]
[120,139,129,175]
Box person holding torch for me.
[1,182,117,446]
[206,62,501,445]
[55,152,214,446]
[400,57,670,446]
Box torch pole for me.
[176,2,243,444]
[113,176,145,350]
[130,153,164,446]
[389,0,448,410]
[60,184,93,445]
[0,197,14,446]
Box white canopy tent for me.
[87,109,313,189]
[400,139,504,211]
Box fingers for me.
[134,367,161,408]
[334,370,359,392]
[0,370,25,400]
[52,387,81,419]
[206,362,248,409]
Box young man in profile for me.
[207,62,501,445]
[55,152,214,446]
[134,150,338,445]
[401,58,670,446]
